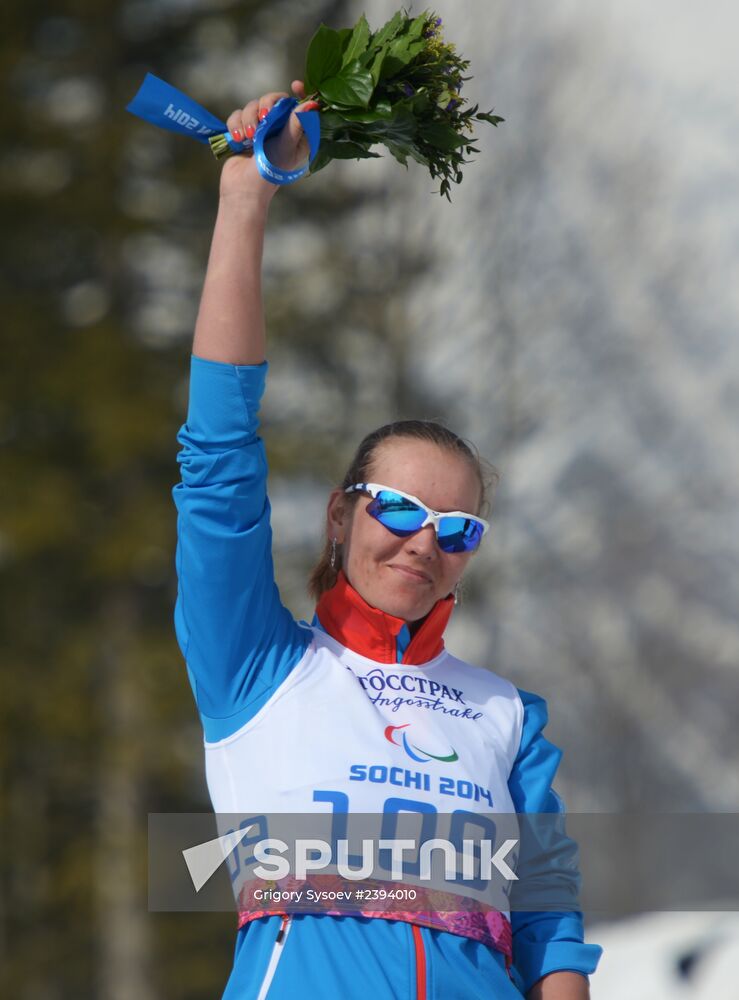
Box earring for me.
[330,537,337,570]
[453,582,460,606]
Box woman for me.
[173,80,602,1000]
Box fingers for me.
[224,84,318,169]
[255,90,291,123]
[226,99,259,143]
[226,91,292,142]
[287,100,320,148]
[291,79,320,115]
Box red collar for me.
[314,571,454,665]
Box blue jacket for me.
[173,356,602,998]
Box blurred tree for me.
[387,0,739,826]
[0,0,438,996]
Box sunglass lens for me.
[437,517,485,553]
[368,491,426,536]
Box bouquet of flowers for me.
[127,9,502,196]
[213,9,503,198]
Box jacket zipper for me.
[255,914,292,1000]
[411,924,427,1000]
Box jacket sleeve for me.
[507,688,602,996]
[172,355,310,742]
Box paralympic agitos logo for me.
[384,723,458,764]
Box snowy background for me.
[274,3,739,992]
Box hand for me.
[219,80,319,204]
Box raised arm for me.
[173,84,318,742]
[193,79,316,364]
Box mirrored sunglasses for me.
[344,482,489,554]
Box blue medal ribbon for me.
[126,73,320,185]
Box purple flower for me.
[446,99,459,111]
[402,83,415,97]
[424,16,443,37]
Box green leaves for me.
[407,13,428,40]
[319,60,374,108]
[305,8,504,197]
[368,49,385,87]
[369,10,404,50]
[304,24,345,92]
[309,139,380,175]
[422,121,468,151]
[341,14,370,67]
[305,17,374,109]
[362,109,418,144]
[338,101,393,123]
[322,140,381,159]
[379,36,426,80]
[476,111,505,127]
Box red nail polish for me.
[245,124,255,139]
[231,129,242,142]
[258,107,269,121]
